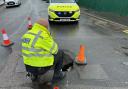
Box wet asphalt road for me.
[0,0,128,88]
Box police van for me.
[48,0,80,22]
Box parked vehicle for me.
[48,0,80,23]
[5,0,21,8]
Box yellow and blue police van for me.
[48,0,80,22]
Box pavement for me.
[0,0,128,88]
[83,8,128,26]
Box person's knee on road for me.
[53,50,66,80]
[54,50,64,72]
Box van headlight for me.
[49,9,55,12]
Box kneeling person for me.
[21,18,65,82]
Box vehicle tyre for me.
[6,6,8,8]
[48,16,53,24]
[49,20,53,24]
[74,21,79,24]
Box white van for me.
[5,0,21,8]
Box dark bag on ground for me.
[62,50,74,71]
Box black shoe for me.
[53,71,66,81]
[31,74,38,82]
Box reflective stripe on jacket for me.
[22,23,58,67]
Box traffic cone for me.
[75,45,87,65]
[53,86,59,89]
[1,28,14,47]
[27,17,32,30]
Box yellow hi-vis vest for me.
[22,23,58,67]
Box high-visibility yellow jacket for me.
[22,23,58,67]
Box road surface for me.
[0,0,128,88]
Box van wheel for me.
[74,21,79,24]
[49,20,53,24]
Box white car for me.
[5,0,21,7]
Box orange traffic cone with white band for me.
[1,28,14,47]
[75,45,87,65]
[28,17,32,30]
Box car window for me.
[51,0,75,3]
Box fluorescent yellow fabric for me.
[22,23,58,67]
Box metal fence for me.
[78,0,128,16]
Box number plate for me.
[9,3,14,5]
[60,19,70,21]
